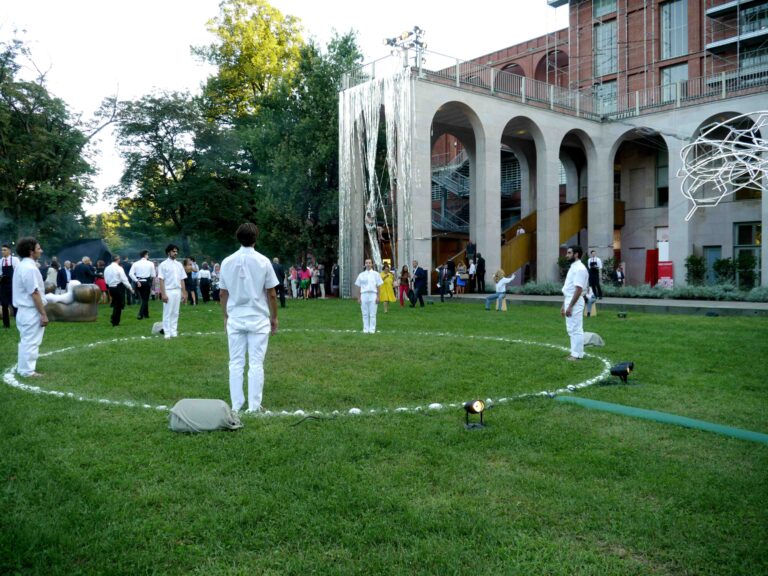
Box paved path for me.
[428,293,768,317]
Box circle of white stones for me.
[3,328,612,417]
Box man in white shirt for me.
[588,250,603,299]
[354,259,383,334]
[484,270,516,310]
[105,255,134,327]
[11,237,48,376]
[129,250,156,320]
[561,245,590,361]
[157,244,187,339]
[219,223,279,413]
[1,243,20,329]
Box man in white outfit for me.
[158,244,187,339]
[355,259,383,334]
[219,223,279,413]
[12,237,48,377]
[561,245,589,361]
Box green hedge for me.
[510,281,768,302]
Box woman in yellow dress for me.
[379,263,397,313]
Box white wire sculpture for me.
[678,111,768,221]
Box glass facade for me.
[661,63,688,101]
[594,20,618,76]
[661,0,688,59]
[593,0,616,19]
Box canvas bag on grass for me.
[169,399,243,433]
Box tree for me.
[0,39,88,241]
[194,0,304,120]
[112,91,258,255]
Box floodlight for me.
[610,361,634,383]
[463,399,486,429]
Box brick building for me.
[339,1,767,295]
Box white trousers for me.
[565,298,586,358]
[227,317,269,412]
[360,293,378,333]
[16,306,45,376]
[162,288,181,338]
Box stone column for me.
[666,136,691,287]
[587,148,615,263]
[536,142,561,282]
[474,125,502,277]
[411,99,433,290]
[762,171,768,287]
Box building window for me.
[593,0,616,19]
[595,80,617,114]
[740,47,768,72]
[594,20,618,76]
[734,222,762,288]
[660,63,688,101]
[740,3,768,34]
[656,149,669,207]
[661,0,687,59]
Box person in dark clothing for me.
[72,257,96,284]
[476,253,486,293]
[410,260,427,308]
[271,257,286,308]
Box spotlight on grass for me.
[464,400,486,429]
[610,361,634,383]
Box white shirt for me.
[355,269,383,294]
[0,255,20,276]
[468,262,476,275]
[588,256,603,271]
[198,269,211,280]
[158,258,187,290]
[494,274,515,293]
[219,246,278,329]
[563,260,589,301]
[129,258,156,282]
[12,258,46,308]
[105,262,132,290]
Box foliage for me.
[0,39,92,243]
[194,0,304,119]
[519,280,768,301]
[713,257,735,284]
[684,254,707,286]
[2,301,768,575]
[746,286,768,302]
[601,256,616,284]
[736,251,758,290]
[556,256,570,281]
[512,281,564,296]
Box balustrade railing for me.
[342,50,768,122]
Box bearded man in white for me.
[157,244,187,339]
[219,223,279,414]
[561,245,589,361]
[355,258,383,334]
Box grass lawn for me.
[1,297,767,575]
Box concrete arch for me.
[501,63,525,78]
[533,50,569,86]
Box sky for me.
[0,0,568,214]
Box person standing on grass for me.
[12,237,48,377]
[129,250,155,320]
[158,244,187,339]
[105,255,134,327]
[588,250,603,299]
[561,245,589,361]
[484,270,516,311]
[219,223,279,414]
[271,257,286,308]
[355,258,383,333]
[1,243,20,328]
